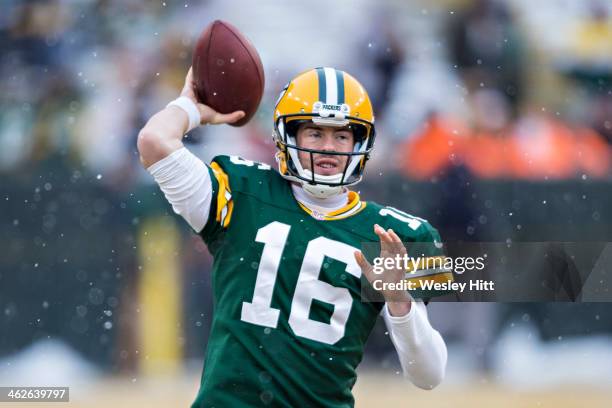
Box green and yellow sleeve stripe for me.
[210,162,234,228]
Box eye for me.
[335,133,351,141]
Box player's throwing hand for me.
[179,67,245,126]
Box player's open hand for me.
[180,67,245,125]
[354,225,413,310]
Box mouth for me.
[313,158,341,175]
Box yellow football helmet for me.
[273,67,376,198]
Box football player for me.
[137,67,448,407]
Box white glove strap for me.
[166,96,201,133]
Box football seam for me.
[222,24,264,93]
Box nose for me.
[320,133,337,151]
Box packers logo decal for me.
[312,101,350,118]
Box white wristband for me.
[166,96,201,133]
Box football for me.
[192,20,265,127]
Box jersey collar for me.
[294,188,366,221]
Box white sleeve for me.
[146,147,213,233]
[382,301,447,389]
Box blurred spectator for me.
[358,14,405,118]
[508,111,610,180]
[571,0,612,64]
[3,1,71,68]
[397,93,611,181]
[448,0,526,114]
[461,89,513,179]
[573,125,611,177]
[0,1,79,173]
[508,111,578,180]
[529,0,612,148]
[396,113,466,181]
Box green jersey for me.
[191,155,447,408]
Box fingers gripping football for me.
[180,68,245,126]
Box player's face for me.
[296,123,355,176]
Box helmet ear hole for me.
[349,123,368,144]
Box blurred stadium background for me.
[1,0,612,406]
